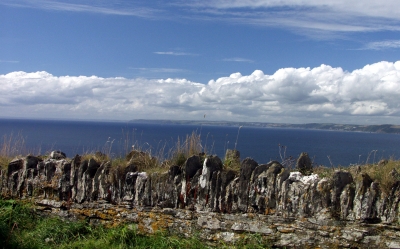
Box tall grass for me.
[79,130,205,176]
[313,159,400,196]
[350,160,400,195]
[0,132,28,169]
[165,131,203,167]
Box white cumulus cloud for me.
[2,61,400,124]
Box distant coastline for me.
[1,117,399,134]
[129,119,400,134]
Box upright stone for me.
[197,155,223,210]
[296,152,313,175]
[180,155,202,207]
[237,158,258,212]
[331,170,353,217]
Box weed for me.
[102,137,115,158]
[234,126,243,151]
[365,150,378,165]
[278,144,295,170]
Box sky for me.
[1,0,400,124]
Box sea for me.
[1,118,400,167]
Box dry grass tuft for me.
[80,152,109,164]
[313,159,400,196]
[0,132,27,170]
[313,166,337,179]
[166,131,203,167]
[125,150,159,172]
[353,160,400,195]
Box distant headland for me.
[129,119,400,134]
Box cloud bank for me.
[2,61,400,124]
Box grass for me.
[168,131,203,166]
[0,132,28,170]
[312,159,400,196]
[0,198,273,249]
[350,159,400,195]
[70,130,206,177]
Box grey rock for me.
[50,150,66,160]
[182,155,202,179]
[331,170,353,217]
[296,152,313,175]
[197,156,223,210]
[237,158,258,212]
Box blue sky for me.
[1,0,400,124]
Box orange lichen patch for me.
[137,222,147,233]
[136,211,174,234]
[68,207,134,227]
[247,213,255,218]
[94,209,117,220]
[152,216,173,232]
[320,225,336,232]
[151,213,174,231]
[265,208,276,215]
[278,228,295,233]
[269,224,278,230]
[70,208,95,217]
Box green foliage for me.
[353,160,400,195]
[313,159,400,196]
[223,149,241,172]
[235,233,273,249]
[313,166,335,179]
[223,157,241,173]
[171,152,188,167]
[0,199,275,249]
[0,199,37,249]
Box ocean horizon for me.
[1,118,399,167]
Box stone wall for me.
[1,152,400,248]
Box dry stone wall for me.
[1,152,400,248]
